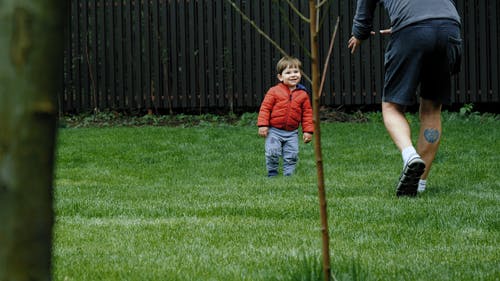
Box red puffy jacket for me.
[257,82,314,133]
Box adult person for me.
[348,0,462,196]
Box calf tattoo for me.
[424,128,440,143]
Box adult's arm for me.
[351,0,379,40]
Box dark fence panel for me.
[62,0,500,113]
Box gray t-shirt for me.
[352,0,461,40]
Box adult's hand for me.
[348,36,362,54]
[349,29,391,54]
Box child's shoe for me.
[267,170,278,177]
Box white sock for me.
[402,146,418,164]
[418,179,427,192]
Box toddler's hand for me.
[303,132,312,143]
[258,127,269,138]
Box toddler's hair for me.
[276,56,302,75]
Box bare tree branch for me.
[316,0,320,33]
[226,0,312,83]
[274,1,312,58]
[309,1,332,280]
[284,0,311,23]
[316,0,329,9]
[228,2,332,280]
[225,0,290,58]
[319,17,340,97]
[318,0,334,31]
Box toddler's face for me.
[278,66,301,89]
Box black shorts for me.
[383,19,462,105]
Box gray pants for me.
[265,127,299,176]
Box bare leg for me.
[417,98,442,180]
[382,102,413,152]
[383,102,426,196]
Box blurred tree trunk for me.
[0,1,66,280]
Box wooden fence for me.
[62,0,500,113]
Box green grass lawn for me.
[53,113,499,281]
